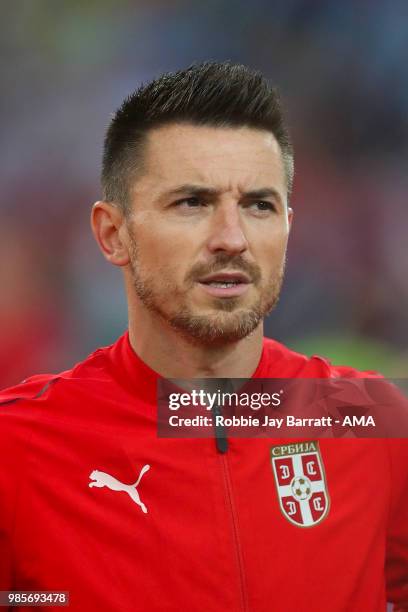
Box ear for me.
[287,206,294,232]
[90,201,130,267]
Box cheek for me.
[130,221,169,261]
[253,233,289,272]
[132,225,193,281]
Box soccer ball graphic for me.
[290,476,312,501]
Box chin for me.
[168,307,263,346]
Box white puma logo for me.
[89,465,150,513]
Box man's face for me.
[125,123,292,345]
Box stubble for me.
[127,231,285,346]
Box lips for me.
[197,271,251,298]
[198,272,251,285]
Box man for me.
[0,62,407,611]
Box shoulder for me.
[260,336,382,379]
[0,337,120,416]
[0,336,127,507]
[262,337,408,470]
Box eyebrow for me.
[162,184,283,204]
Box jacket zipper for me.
[212,391,248,611]
[218,451,249,612]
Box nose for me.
[206,201,249,256]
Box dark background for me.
[1,0,407,388]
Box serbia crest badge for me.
[271,441,330,527]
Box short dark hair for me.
[101,61,294,210]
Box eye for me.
[249,201,277,213]
[174,197,205,208]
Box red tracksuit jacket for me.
[0,332,407,611]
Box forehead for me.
[131,123,286,198]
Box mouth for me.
[197,272,252,298]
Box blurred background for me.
[1,0,407,388]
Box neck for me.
[127,308,264,379]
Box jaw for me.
[167,301,265,347]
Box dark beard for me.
[168,306,264,346]
[128,234,285,345]
[167,272,283,346]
